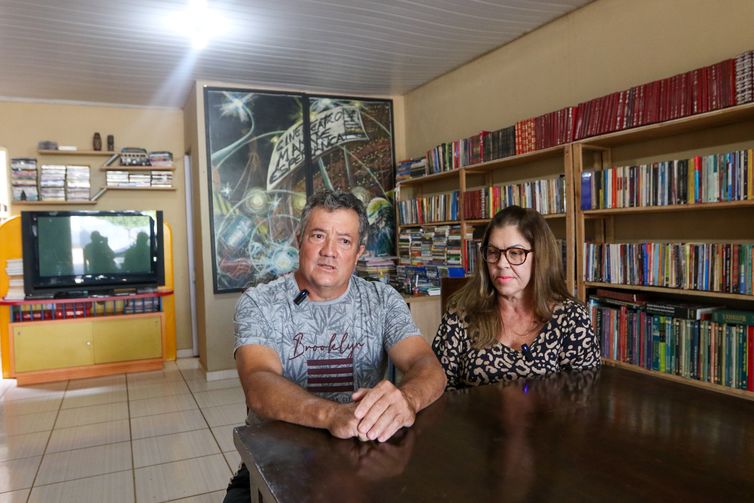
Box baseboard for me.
[176,349,196,359]
[206,369,238,381]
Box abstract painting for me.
[205,88,394,293]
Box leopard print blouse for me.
[431,299,600,390]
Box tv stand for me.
[1,214,177,385]
[0,290,173,385]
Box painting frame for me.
[204,87,395,294]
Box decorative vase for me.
[107,134,115,152]
[93,132,102,151]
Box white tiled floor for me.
[0,358,246,502]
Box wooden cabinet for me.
[404,295,442,344]
[4,300,166,385]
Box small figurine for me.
[107,134,115,152]
[93,132,102,151]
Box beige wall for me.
[404,0,754,157]
[0,101,192,353]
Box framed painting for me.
[205,87,394,293]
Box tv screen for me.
[22,210,165,297]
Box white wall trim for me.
[176,349,195,359]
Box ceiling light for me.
[173,0,227,50]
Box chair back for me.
[440,277,469,313]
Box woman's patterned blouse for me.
[431,299,600,390]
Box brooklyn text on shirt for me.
[290,332,365,360]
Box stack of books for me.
[396,158,427,181]
[356,255,397,286]
[3,258,25,300]
[65,165,90,201]
[39,164,66,201]
[150,171,173,188]
[106,171,130,187]
[148,151,173,167]
[10,158,38,201]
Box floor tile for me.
[63,384,127,399]
[54,401,129,429]
[171,490,226,502]
[0,488,30,502]
[0,456,41,492]
[176,358,202,370]
[28,470,134,503]
[200,403,247,428]
[0,431,50,462]
[129,393,198,418]
[0,396,62,417]
[178,369,207,382]
[47,419,130,453]
[0,383,66,402]
[0,411,56,437]
[192,387,245,408]
[134,454,230,503]
[131,409,208,440]
[223,450,242,471]
[210,424,237,452]
[126,369,183,385]
[185,377,241,393]
[132,429,221,468]
[60,389,128,409]
[65,374,126,391]
[36,441,132,485]
[127,380,190,401]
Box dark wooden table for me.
[234,366,754,502]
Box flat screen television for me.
[21,210,165,297]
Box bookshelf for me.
[573,101,754,399]
[8,149,176,205]
[396,144,575,294]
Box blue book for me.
[581,171,593,210]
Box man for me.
[224,189,445,502]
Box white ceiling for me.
[0,0,592,108]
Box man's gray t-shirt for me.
[234,273,421,404]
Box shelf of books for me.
[395,143,575,295]
[574,101,754,399]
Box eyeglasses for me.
[480,245,533,265]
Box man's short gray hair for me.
[297,189,369,246]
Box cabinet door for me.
[13,321,94,372]
[92,316,162,364]
[408,297,442,345]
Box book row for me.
[397,191,459,225]
[580,149,754,210]
[106,170,174,188]
[589,297,753,391]
[464,175,566,220]
[583,242,754,295]
[418,48,754,177]
[10,159,91,201]
[425,126,516,174]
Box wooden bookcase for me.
[573,101,754,400]
[396,144,576,294]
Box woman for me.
[432,206,600,389]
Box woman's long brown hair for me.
[447,206,573,348]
